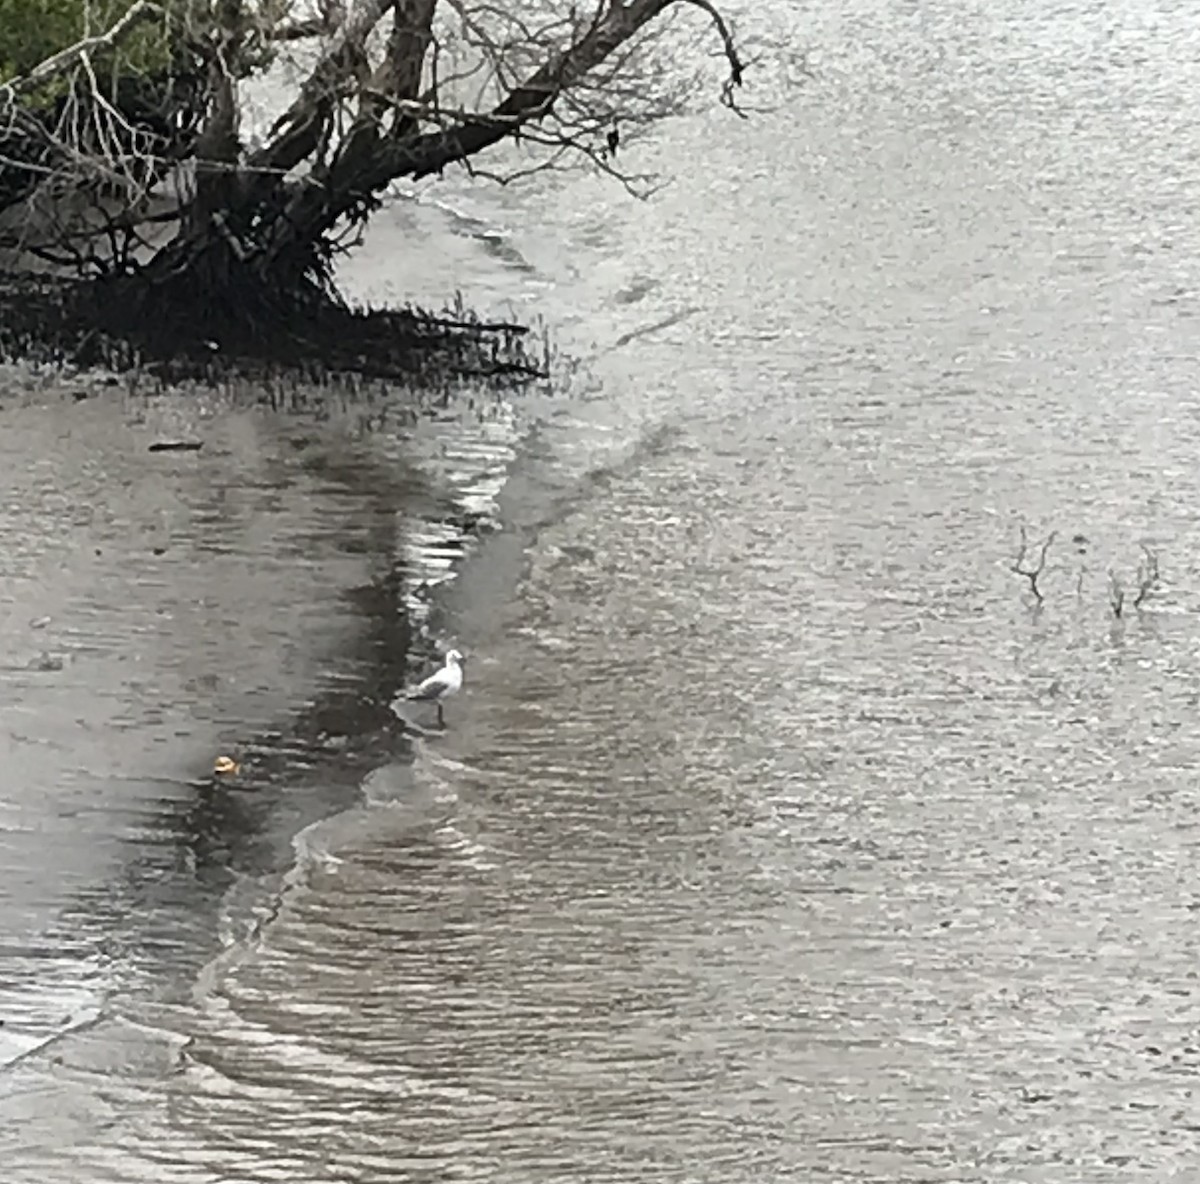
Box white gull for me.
[406,649,464,727]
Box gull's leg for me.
[437,702,445,728]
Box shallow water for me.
[6,1,1200,1180]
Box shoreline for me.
[0,367,524,1079]
[0,268,549,391]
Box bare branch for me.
[0,2,165,101]
[679,0,744,112]
[378,0,715,181]
[269,17,339,42]
[463,118,666,198]
[1011,525,1055,603]
[248,0,398,183]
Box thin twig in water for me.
[1111,544,1161,619]
[1108,570,1125,619]
[1133,543,1160,610]
[1011,525,1056,602]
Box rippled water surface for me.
[6,1,1200,1180]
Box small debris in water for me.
[148,441,203,453]
[29,616,51,629]
[1019,1087,1053,1105]
[213,755,240,776]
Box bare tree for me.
[0,0,751,330]
[1011,524,1055,603]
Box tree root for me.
[0,268,547,390]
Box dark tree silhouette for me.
[0,0,746,349]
